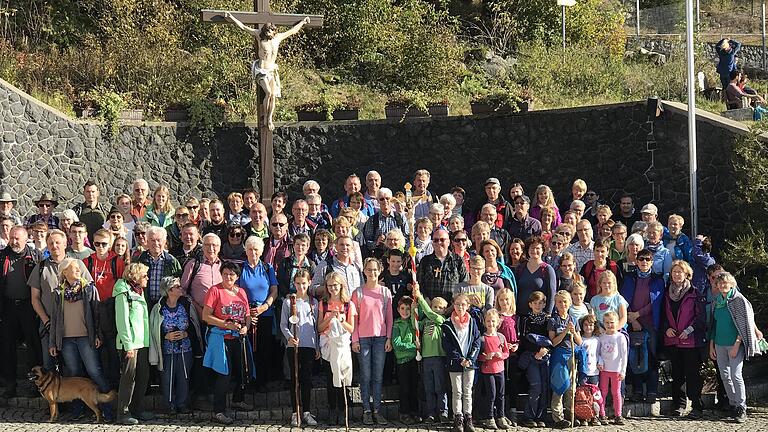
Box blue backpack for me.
[628,329,649,375]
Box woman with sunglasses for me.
[131,221,152,261]
[450,230,471,270]
[221,224,247,264]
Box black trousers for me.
[213,338,245,413]
[324,360,346,410]
[481,371,506,420]
[397,359,420,416]
[99,337,120,391]
[1,298,42,386]
[287,347,315,411]
[669,347,703,411]
[253,314,280,388]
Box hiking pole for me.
[343,381,349,432]
[570,332,576,428]
[289,294,301,427]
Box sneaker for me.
[687,409,703,420]
[303,411,318,426]
[495,417,510,429]
[425,415,436,423]
[599,416,609,425]
[117,416,139,425]
[734,406,747,423]
[537,421,547,427]
[555,419,571,428]
[520,419,537,428]
[399,414,414,424]
[670,407,686,417]
[614,416,625,426]
[137,411,155,421]
[362,411,374,425]
[464,414,476,432]
[478,418,498,430]
[373,410,388,425]
[291,412,300,427]
[440,413,451,424]
[214,412,234,425]
[231,401,252,411]
[588,418,598,426]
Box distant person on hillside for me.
[725,70,764,109]
[716,38,741,91]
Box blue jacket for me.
[442,317,482,373]
[691,237,715,297]
[620,271,666,331]
[646,242,672,281]
[662,232,693,264]
[203,327,257,377]
[716,38,741,75]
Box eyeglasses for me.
[271,222,286,228]
[637,257,653,262]
[38,203,52,208]
[187,205,199,210]
[93,241,109,247]
[378,197,391,202]
[551,241,563,246]
[135,232,147,236]
[175,213,189,218]
[453,238,468,243]
[109,214,122,219]
[229,232,243,238]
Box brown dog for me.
[27,366,116,422]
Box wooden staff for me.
[570,332,576,428]
[404,182,421,361]
[289,294,301,427]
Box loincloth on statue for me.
[251,60,282,98]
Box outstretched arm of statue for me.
[224,11,258,35]
[275,17,310,42]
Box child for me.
[518,291,551,428]
[579,239,619,300]
[568,281,593,323]
[413,285,449,423]
[589,271,628,330]
[391,296,421,424]
[477,309,512,430]
[443,293,482,432]
[597,311,628,425]
[579,314,604,426]
[548,290,582,429]
[280,269,320,426]
[352,257,393,426]
[381,248,413,306]
[454,256,495,311]
[495,288,519,425]
[318,273,356,425]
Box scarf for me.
[61,278,85,302]
[714,288,735,309]
[129,280,144,296]
[668,279,692,302]
[637,269,652,279]
[451,311,470,330]
[646,242,661,253]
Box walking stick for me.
[404,182,421,361]
[344,380,349,432]
[570,332,576,428]
[289,294,301,427]
[169,339,175,405]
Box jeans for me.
[397,359,419,416]
[60,336,110,393]
[450,370,475,416]
[160,351,192,410]
[523,361,547,421]
[715,344,746,409]
[422,356,448,417]
[480,372,505,420]
[357,336,386,412]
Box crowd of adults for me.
[0,170,762,426]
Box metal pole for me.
[762,0,766,70]
[685,0,699,236]
[636,0,641,40]
[696,0,700,25]
[562,5,566,49]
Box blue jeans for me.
[60,336,110,392]
[357,336,386,412]
[523,361,548,421]
[422,356,448,417]
[161,351,193,410]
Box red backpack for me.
[574,383,601,421]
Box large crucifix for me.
[201,1,324,204]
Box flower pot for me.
[428,104,450,117]
[296,108,360,121]
[470,102,515,115]
[164,109,189,122]
[385,104,450,119]
[119,109,144,121]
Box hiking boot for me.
[441,413,451,424]
[687,409,703,420]
[734,406,747,423]
[424,415,436,423]
[362,411,374,425]
[117,416,138,425]
[453,414,464,432]
[555,419,571,428]
[373,410,388,425]
[302,411,318,426]
[478,418,497,430]
[495,416,511,429]
[214,412,234,425]
[519,419,537,428]
[614,416,625,426]
[463,414,476,432]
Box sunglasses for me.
[551,241,563,246]
[229,232,243,238]
[453,238,468,243]
[637,257,653,262]
[38,203,52,208]
[175,213,189,218]
[93,241,109,247]
[187,205,199,210]
[135,232,147,236]
[109,214,122,219]
[271,222,286,228]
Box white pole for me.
[696,0,700,25]
[636,0,641,40]
[686,0,698,236]
[762,0,766,70]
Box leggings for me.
[599,371,623,417]
[287,347,315,412]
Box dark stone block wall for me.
[0,79,747,243]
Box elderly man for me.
[166,206,190,256]
[330,174,374,219]
[288,199,313,238]
[136,226,182,308]
[364,170,382,211]
[472,177,512,229]
[131,179,150,220]
[263,213,291,270]
[416,229,467,301]
[306,193,332,231]
[640,203,670,238]
[362,188,407,258]
[411,169,436,220]
[0,190,22,226]
[311,235,363,297]
[566,219,595,272]
[30,230,92,374]
[478,203,511,255]
[180,233,223,316]
[26,192,60,230]
[0,226,42,397]
[243,202,269,241]
[303,180,320,197]
[504,195,542,241]
[72,180,108,243]
[202,199,228,239]
[569,200,586,222]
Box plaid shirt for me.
[26,214,60,230]
[565,240,594,273]
[147,253,166,303]
[416,252,468,302]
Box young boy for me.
[413,285,449,423]
[549,291,582,428]
[382,249,413,307]
[392,296,421,424]
[518,292,551,428]
[567,281,593,323]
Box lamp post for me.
[685,0,699,236]
[557,0,576,49]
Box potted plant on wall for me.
[385,90,451,120]
[164,102,190,122]
[295,87,361,121]
[470,85,535,115]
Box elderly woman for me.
[371,227,407,261]
[131,221,152,260]
[241,236,281,390]
[202,261,253,425]
[709,272,763,424]
[447,214,464,233]
[414,217,434,264]
[149,276,203,414]
[309,228,333,265]
[479,239,516,293]
[617,233,644,278]
[226,192,249,227]
[145,185,174,228]
[662,261,705,419]
[49,258,112,421]
[440,194,457,224]
[645,222,672,280]
[113,262,152,425]
[427,203,446,231]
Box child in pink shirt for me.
[477,309,512,430]
[597,311,628,425]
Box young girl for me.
[495,288,519,426]
[579,314,604,425]
[280,270,320,427]
[518,292,551,428]
[113,237,131,264]
[478,309,512,430]
[530,185,562,228]
[568,281,593,322]
[318,273,356,425]
[597,311,628,425]
[557,253,583,293]
[454,256,495,312]
[443,293,481,432]
[352,258,393,426]
[589,272,628,330]
[549,290,582,428]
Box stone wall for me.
[0,78,749,242]
[633,36,767,71]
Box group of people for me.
[0,171,763,429]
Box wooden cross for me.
[201,1,324,205]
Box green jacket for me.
[417,295,445,358]
[392,317,418,364]
[113,279,150,350]
[143,204,174,228]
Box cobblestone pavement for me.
[0,406,766,431]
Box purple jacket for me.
[662,288,706,348]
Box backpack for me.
[574,383,601,421]
[84,256,119,283]
[628,329,649,374]
[184,256,204,294]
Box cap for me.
[640,203,658,215]
[484,177,500,187]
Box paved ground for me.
[0,405,766,431]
